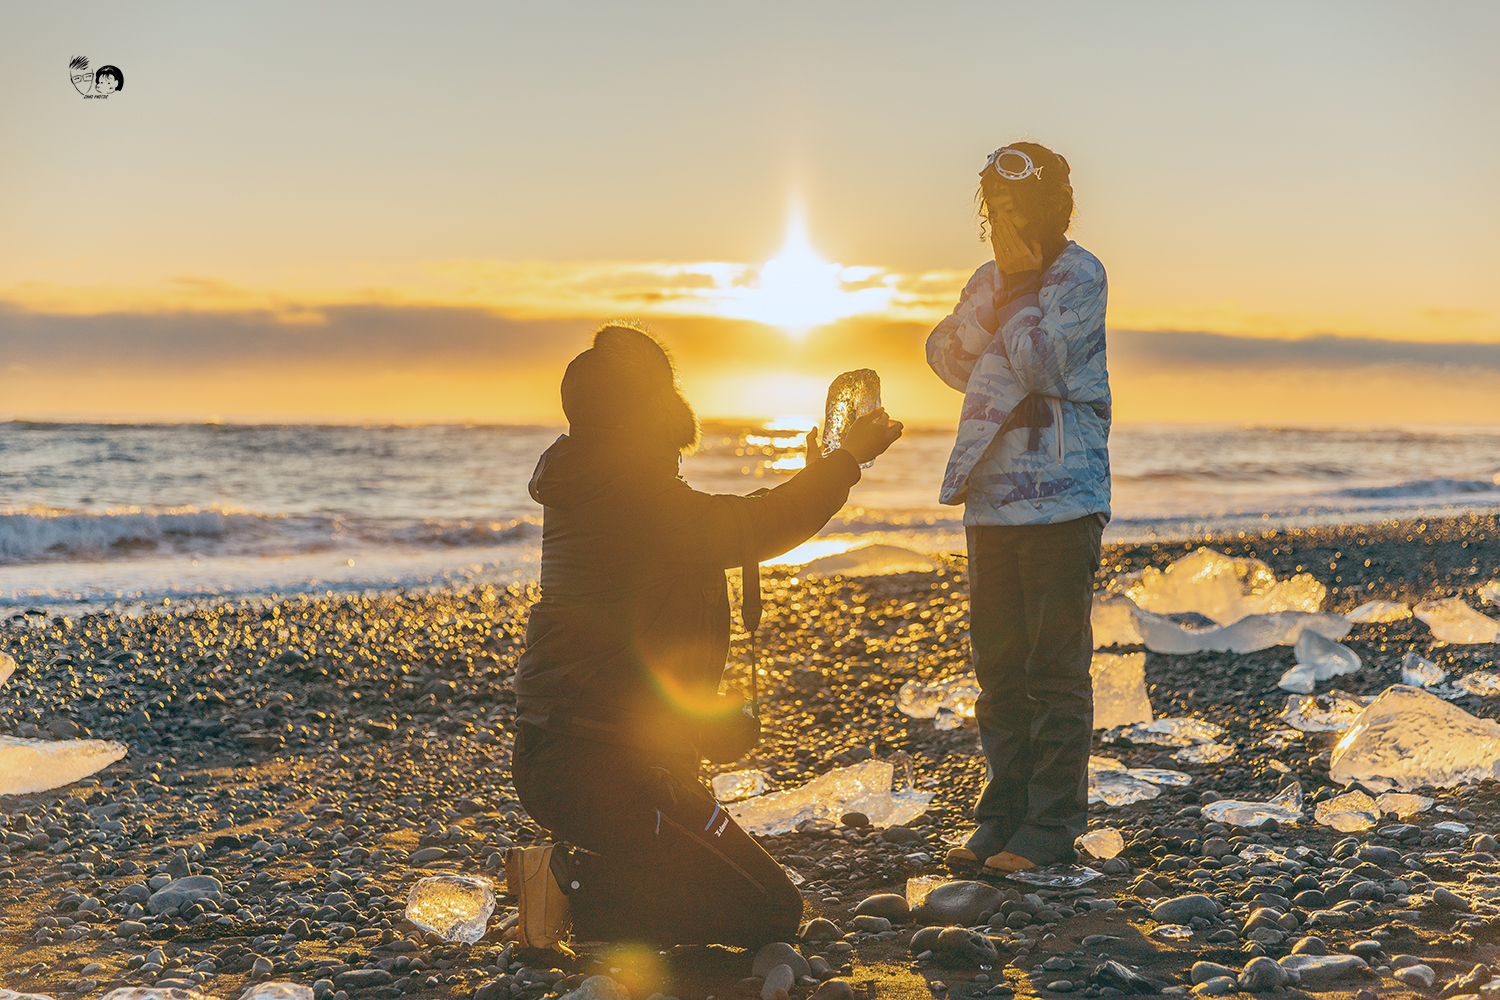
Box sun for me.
[717,205,896,336]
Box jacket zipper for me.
[1050,397,1065,463]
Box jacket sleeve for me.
[925,264,1004,391]
[650,450,862,569]
[990,258,1108,398]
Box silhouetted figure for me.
[927,142,1111,873]
[508,323,901,948]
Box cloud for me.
[1109,329,1500,371]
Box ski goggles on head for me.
[981,147,1043,182]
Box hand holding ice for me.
[822,369,881,462]
[727,756,932,835]
[404,874,496,944]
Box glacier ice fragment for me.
[1118,548,1325,624]
[1294,629,1361,678]
[1457,671,1500,697]
[404,875,496,944]
[1330,684,1500,791]
[1346,600,1411,623]
[0,991,59,1000]
[800,544,934,578]
[1314,790,1378,832]
[1088,769,1160,806]
[1131,607,1350,655]
[1200,784,1304,828]
[711,769,774,802]
[1126,767,1192,787]
[821,369,881,465]
[1092,595,1145,648]
[1280,691,1374,733]
[1375,791,1433,816]
[1278,663,1316,695]
[0,652,13,688]
[727,755,932,835]
[1173,742,1236,764]
[1432,821,1470,835]
[905,874,947,907]
[1105,717,1224,747]
[1076,827,1125,860]
[0,735,127,795]
[1402,650,1449,690]
[1414,597,1500,644]
[239,987,315,1000]
[897,672,979,729]
[1090,652,1153,729]
[101,991,212,1000]
[1480,581,1500,607]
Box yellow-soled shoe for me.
[505,845,573,951]
[981,851,1037,873]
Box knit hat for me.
[561,324,699,450]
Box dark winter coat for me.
[515,429,861,762]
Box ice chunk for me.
[1376,791,1433,816]
[1433,821,1470,835]
[821,369,881,465]
[1278,663,1316,695]
[1295,629,1361,677]
[1127,768,1192,787]
[1458,671,1500,697]
[1118,548,1325,625]
[101,991,212,1000]
[1088,768,1159,807]
[712,769,774,802]
[1173,742,1236,764]
[1106,717,1224,747]
[1153,924,1194,940]
[1346,600,1411,623]
[897,672,979,729]
[1006,866,1102,888]
[1414,597,1500,644]
[1330,684,1500,791]
[1280,691,1374,732]
[1091,652,1153,729]
[727,755,933,835]
[801,544,934,579]
[403,874,496,944]
[1092,595,1145,648]
[1076,827,1125,859]
[1131,607,1350,655]
[1480,581,1500,607]
[905,874,947,907]
[1314,790,1378,832]
[0,652,13,688]
[1402,650,1449,689]
[240,987,315,1000]
[1200,784,1304,828]
[1,991,61,1000]
[0,735,127,795]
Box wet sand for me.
[1,513,1497,1000]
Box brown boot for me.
[505,845,573,950]
[982,851,1036,873]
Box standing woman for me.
[925,142,1110,872]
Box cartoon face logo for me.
[69,55,93,95]
[94,65,123,95]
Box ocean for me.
[3,420,1499,611]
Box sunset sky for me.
[3,2,1498,425]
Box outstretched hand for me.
[840,408,903,465]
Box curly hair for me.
[976,141,1074,247]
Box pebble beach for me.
[2,513,1499,1000]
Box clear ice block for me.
[1313,790,1378,832]
[1199,784,1303,828]
[1173,742,1236,764]
[1480,581,1500,607]
[800,544,934,579]
[1330,684,1500,791]
[0,651,13,688]
[240,987,315,1000]
[1375,791,1433,816]
[1118,548,1326,625]
[1414,597,1500,644]
[1092,595,1145,648]
[100,991,211,1000]
[897,672,980,729]
[1346,600,1411,623]
[1105,717,1224,747]
[1090,652,1154,729]
[1401,650,1449,690]
[404,875,496,944]
[712,769,774,802]
[727,755,933,835]
[821,369,881,466]
[1294,629,1361,678]
[1280,691,1374,732]
[1130,608,1351,655]
[1458,671,1500,697]
[0,735,127,796]
[1076,827,1125,859]
[1277,663,1316,695]
[906,874,947,908]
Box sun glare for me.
[717,205,896,336]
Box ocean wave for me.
[1324,478,1500,500]
[0,507,542,566]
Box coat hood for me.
[528,431,681,510]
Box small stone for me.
[855,893,911,921]
[1083,935,1120,947]
[1291,936,1328,955]
[147,875,223,915]
[1278,955,1369,988]
[1151,895,1220,923]
[915,881,1007,926]
[763,964,796,1000]
[851,915,892,933]
[1238,957,1290,991]
[801,918,842,942]
[811,981,854,1000]
[1193,977,1236,996]
[840,812,871,828]
[1101,858,1130,875]
[933,926,1000,966]
[1191,963,1237,985]
[1394,965,1435,988]
[252,956,275,978]
[1045,981,1074,993]
[561,976,632,1000]
[1433,886,1469,910]
[1043,958,1076,972]
[753,942,812,980]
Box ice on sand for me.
[0,652,13,688]
[1106,717,1223,747]
[404,875,496,944]
[239,987,315,1000]
[1280,691,1374,733]
[711,769,774,802]
[1174,742,1236,764]
[1346,600,1411,623]
[1314,790,1379,832]
[1092,595,1144,648]
[1088,755,1190,806]
[800,544,934,579]
[1414,597,1500,644]
[821,369,881,464]
[1118,548,1325,625]
[1377,791,1434,816]
[1402,650,1449,690]
[1330,684,1500,791]
[1480,581,1500,606]
[1091,652,1153,729]
[101,991,212,1000]
[1279,631,1361,694]
[1076,827,1125,859]
[0,735,128,796]
[897,672,980,730]
[1200,784,1304,828]
[728,755,933,835]
[1131,607,1350,655]
[1458,671,1500,697]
